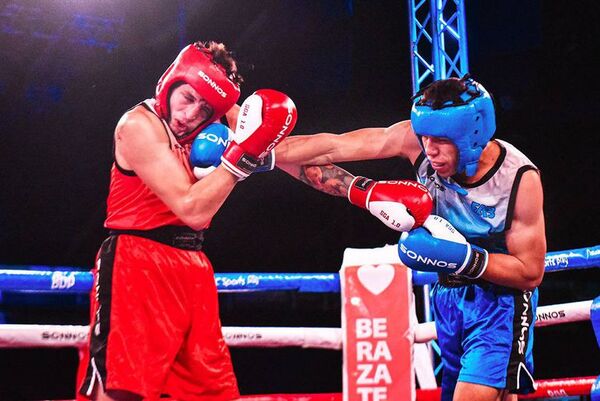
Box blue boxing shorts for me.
[432,281,537,401]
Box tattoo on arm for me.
[298,164,355,197]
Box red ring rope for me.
[518,376,595,399]
[238,376,595,401]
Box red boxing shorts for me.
[77,234,239,401]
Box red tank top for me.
[104,101,199,230]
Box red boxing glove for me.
[348,177,433,231]
[221,89,298,179]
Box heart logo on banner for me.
[357,264,395,295]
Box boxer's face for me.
[168,84,214,136]
[421,135,458,178]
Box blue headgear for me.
[410,77,496,177]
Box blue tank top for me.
[415,140,537,253]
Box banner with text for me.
[341,245,415,401]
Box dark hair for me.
[195,41,244,85]
[416,76,479,110]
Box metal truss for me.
[407,0,470,94]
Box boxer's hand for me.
[190,123,231,180]
[348,177,433,231]
[398,215,488,279]
[190,123,275,180]
[221,89,297,179]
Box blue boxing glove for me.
[190,123,275,180]
[190,123,232,180]
[398,215,488,279]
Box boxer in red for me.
[77,41,298,401]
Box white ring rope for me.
[0,300,591,349]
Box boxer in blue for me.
[273,76,546,401]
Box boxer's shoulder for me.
[116,105,168,145]
[383,120,421,160]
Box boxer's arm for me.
[275,120,422,165]
[277,162,353,197]
[116,109,238,230]
[225,103,240,130]
[482,170,546,290]
[279,162,432,232]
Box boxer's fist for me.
[190,123,231,180]
[398,215,488,278]
[221,89,297,179]
[348,177,433,231]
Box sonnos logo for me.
[517,291,532,355]
[399,243,457,269]
[382,180,428,192]
[198,70,227,98]
[196,132,229,147]
[265,103,295,152]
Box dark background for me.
[0,0,599,399]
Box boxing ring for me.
[1,245,599,400]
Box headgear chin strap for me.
[411,77,496,177]
[154,43,241,145]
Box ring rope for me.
[0,299,593,349]
[0,245,598,293]
[237,375,598,400]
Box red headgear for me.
[154,43,241,144]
